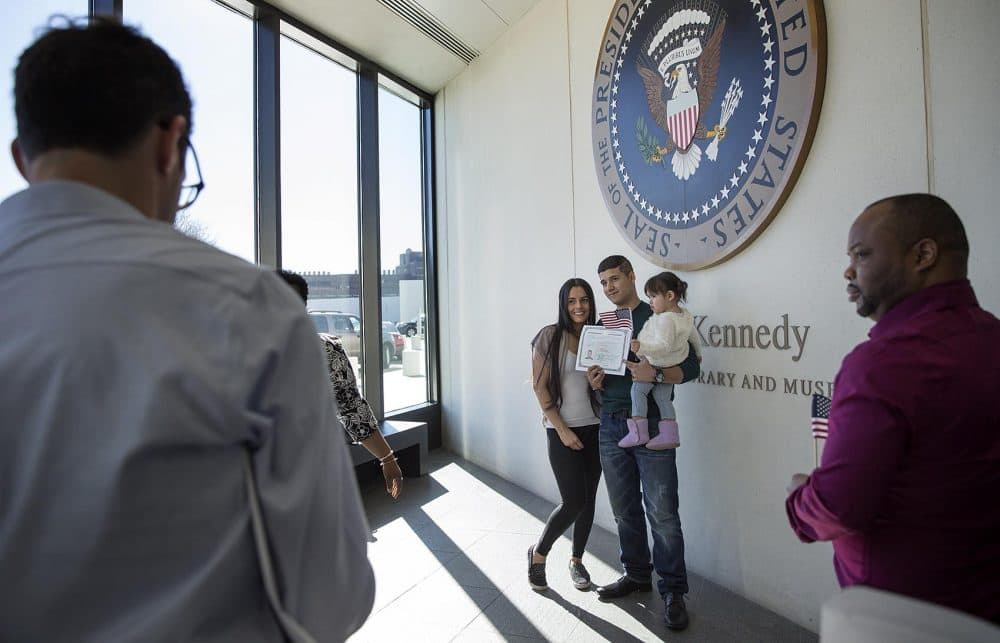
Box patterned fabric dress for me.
[319,333,378,443]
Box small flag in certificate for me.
[811,393,831,440]
[599,308,633,331]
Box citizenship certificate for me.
[576,325,631,376]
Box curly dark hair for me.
[14,16,193,159]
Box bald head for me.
[844,194,970,321]
[866,193,969,276]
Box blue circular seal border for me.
[591,0,827,270]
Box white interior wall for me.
[436,0,1000,630]
[438,0,577,491]
[927,0,1000,313]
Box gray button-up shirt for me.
[0,181,374,641]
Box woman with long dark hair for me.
[527,278,602,591]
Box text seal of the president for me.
[591,0,826,269]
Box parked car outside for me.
[396,313,426,337]
[383,322,405,361]
[309,311,399,370]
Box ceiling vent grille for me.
[377,0,480,65]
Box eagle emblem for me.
[638,2,743,180]
[590,0,827,269]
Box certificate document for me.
[576,325,631,376]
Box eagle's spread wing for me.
[638,63,670,134]
[696,17,726,137]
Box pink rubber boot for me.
[646,419,680,450]
[618,418,650,448]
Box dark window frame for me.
[91,0,441,445]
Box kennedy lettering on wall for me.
[591,0,827,269]
[695,313,809,362]
[691,312,833,398]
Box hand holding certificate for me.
[576,325,631,376]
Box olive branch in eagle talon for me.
[637,116,668,165]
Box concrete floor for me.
[349,450,817,642]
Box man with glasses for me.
[177,135,205,211]
[0,18,373,642]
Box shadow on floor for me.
[355,449,817,642]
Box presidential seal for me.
[591,0,826,269]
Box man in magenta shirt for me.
[786,194,1000,624]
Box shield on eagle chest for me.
[666,90,700,152]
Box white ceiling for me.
[266,0,542,94]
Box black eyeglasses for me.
[178,139,205,211]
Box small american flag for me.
[811,393,831,440]
[598,308,633,331]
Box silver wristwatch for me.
[655,369,665,384]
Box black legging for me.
[536,424,602,559]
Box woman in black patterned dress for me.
[277,270,402,499]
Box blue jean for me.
[630,381,675,419]
[599,409,688,597]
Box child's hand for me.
[630,339,641,353]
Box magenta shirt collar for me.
[868,279,977,340]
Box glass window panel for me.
[278,33,362,386]
[124,0,254,262]
[309,314,329,333]
[378,87,428,412]
[1,4,90,198]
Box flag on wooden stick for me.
[811,393,831,439]
[811,393,831,467]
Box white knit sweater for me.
[635,308,701,367]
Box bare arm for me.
[359,431,402,499]
[324,336,401,498]
[531,331,583,450]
